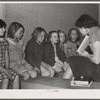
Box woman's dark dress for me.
[68,27,100,82]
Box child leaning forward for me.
[7,22,37,80]
[0,19,19,89]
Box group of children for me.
[0,19,81,89]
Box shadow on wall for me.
[5,4,98,46]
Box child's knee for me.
[24,73,30,80]
[50,68,55,77]
[28,70,37,78]
[21,72,30,80]
[51,68,55,74]
[14,75,19,81]
[42,70,50,77]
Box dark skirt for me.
[68,56,100,82]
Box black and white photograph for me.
[0,1,100,99]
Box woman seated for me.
[68,14,100,82]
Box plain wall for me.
[4,4,98,46]
[98,4,100,24]
[0,4,5,20]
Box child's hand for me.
[63,61,68,71]
[55,59,63,66]
[53,64,63,73]
[55,63,63,69]
[58,60,63,65]
[55,56,59,62]
[56,60,64,69]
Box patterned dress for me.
[7,38,33,74]
[65,40,80,57]
[0,38,17,80]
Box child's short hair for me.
[0,19,6,28]
[57,30,67,42]
[75,14,99,28]
[31,27,47,42]
[8,22,25,39]
[48,31,59,41]
[68,28,80,42]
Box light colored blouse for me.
[89,27,100,45]
[89,27,100,53]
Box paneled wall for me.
[4,4,98,46]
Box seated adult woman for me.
[25,27,55,77]
[68,14,100,82]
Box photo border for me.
[0,1,100,99]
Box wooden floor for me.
[21,77,100,89]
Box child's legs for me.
[63,62,68,71]
[48,67,55,77]
[12,75,20,89]
[1,78,9,89]
[20,72,30,80]
[28,70,37,78]
[40,65,50,77]
[63,63,73,79]
[53,63,63,73]
[0,71,9,89]
[41,62,55,77]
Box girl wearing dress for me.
[7,22,37,80]
[57,30,67,54]
[66,28,81,57]
[0,19,19,89]
[62,28,81,79]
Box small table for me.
[21,77,100,89]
